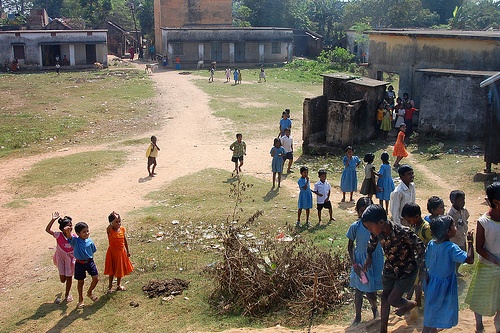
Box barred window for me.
[272,42,281,54]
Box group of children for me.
[347,182,500,333]
[46,211,133,309]
[376,88,417,139]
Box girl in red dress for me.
[393,123,408,168]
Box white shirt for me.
[314,180,331,204]
[390,181,416,225]
[280,135,293,153]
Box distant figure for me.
[360,153,376,200]
[237,69,242,84]
[62,55,69,65]
[375,152,395,211]
[146,135,160,177]
[340,146,361,202]
[149,45,155,60]
[162,55,168,68]
[230,133,246,174]
[129,46,135,60]
[55,62,61,75]
[280,128,293,173]
[175,56,181,70]
[105,211,133,293]
[225,67,231,82]
[393,123,408,168]
[233,68,239,84]
[270,138,285,189]
[402,93,415,137]
[11,58,19,71]
[209,65,215,83]
[385,85,396,108]
[279,111,292,137]
[259,66,266,82]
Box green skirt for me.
[465,260,500,316]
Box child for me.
[346,197,383,324]
[465,182,500,333]
[314,169,335,223]
[362,204,426,333]
[230,133,246,174]
[390,164,416,225]
[45,212,75,303]
[55,62,60,75]
[237,69,242,84]
[401,202,433,306]
[233,68,238,84]
[270,138,286,188]
[63,222,99,309]
[297,166,313,228]
[280,128,293,173]
[225,66,231,82]
[424,196,445,223]
[376,102,384,133]
[380,104,392,140]
[360,153,376,200]
[279,111,292,138]
[392,123,408,168]
[447,190,470,275]
[105,212,133,293]
[340,146,361,202]
[394,98,405,129]
[375,152,395,211]
[422,215,474,333]
[259,66,266,82]
[146,135,160,177]
[209,65,215,82]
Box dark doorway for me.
[86,44,97,64]
[235,42,245,63]
[41,45,61,66]
[210,42,222,62]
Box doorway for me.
[41,45,61,66]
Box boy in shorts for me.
[63,222,99,309]
[313,169,335,224]
[230,133,246,174]
[362,204,426,333]
[146,135,160,177]
[280,128,293,173]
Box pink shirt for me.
[54,231,73,253]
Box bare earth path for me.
[0,66,494,332]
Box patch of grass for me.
[12,150,126,198]
[3,199,31,208]
[121,137,151,146]
[0,70,155,158]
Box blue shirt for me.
[69,237,97,260]
[280,118,292,132]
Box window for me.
[272,42,281,54]
[172,43,183,55]
[13,45,25,59]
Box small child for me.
[380,104,392,140]
[376,101,384,132]
[423,215,474,333]
[209,65,215,82]
[280,128,293,173]
[63,221,99,309]
[401,202,433,306]
[146,135,160,177]
[270,138,286,188]
[375,152,395,211]
[346,197,383,324]
[225,66,231,82]
[105,212,133,293]
[424,196,445,223]
[259,66,266,82]
[447,190,470,275]
[279,111,292,138]
[340,146,361,202]
[392,123,408,167]
[45,212,75,303]
[362,204,426,333]
[360,153,376,200]
[297,166,313,228]
[465,182,500,333]
[233,68,238,84]
[314,169,335,224]
[237,69,242,84]
[230,133,246,175]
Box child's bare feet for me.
[394,301,416,316]
[65,295,74,303]
[87,293,98,302]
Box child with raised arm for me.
[347,197,383,325]
[46,212,75,303]
[270,138,286,188]
[466,182,500,333]
[230,133,246,175]
[63,222,99,309]
[146,135,160,177]
[340,146,361,202]
[314,169,335,224]
[297,166,313,228]
[105,211,133,293]
[447,189,470,275]
[422,215,474,333]
[362,204,426,333]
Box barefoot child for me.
[105,212,133,293]
[46,212,75,303]
[392,123,408,168]
[423,215,474,333]
[362,204,425,333]
[297,166,313,228]
[466,182,500,333]
[447,190,470,275]
[146,135,160,177]
[347,197,383,325]
[280,128,293,173]
[63,222,99,309]
[270,138,286,188]
[314,169,335,224]
[341,146,361,202]
[230,133,246,175]
[360,153,376,200]
[375,152,395,211]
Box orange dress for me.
[393,131,408,157]
[104,226,133,278]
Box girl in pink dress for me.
[45,212,75,303]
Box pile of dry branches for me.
[208,215,351,324]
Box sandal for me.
[116,285,126,291]
[87,293,99,302]
[65,295,74,303]
[77,302,85,309]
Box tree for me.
[233,0,252,27]
[137,0,154,39]
[449,0,500,30]
[307,0,345,46]
[421,0,463,24]
[31,0,63,17]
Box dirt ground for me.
[0,62,495,332]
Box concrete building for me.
[0,30,108,69]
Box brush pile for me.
[208,214,351,323]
